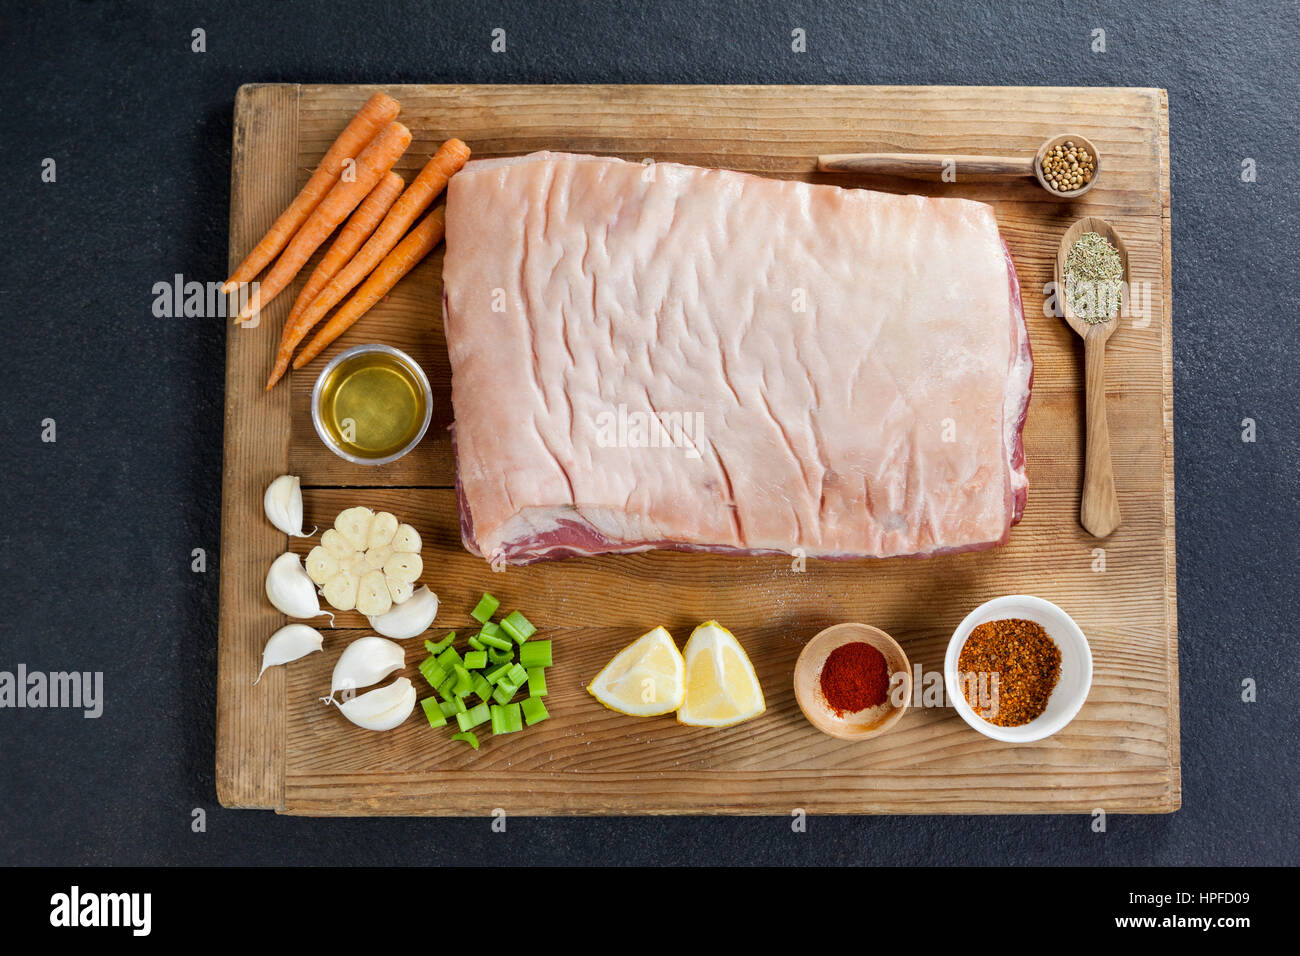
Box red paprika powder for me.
[819,641,890,714]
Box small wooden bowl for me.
[1034,133,1101,200]
[794,623,911,740]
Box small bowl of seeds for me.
[1034,133,1100,199]
[943,595,1093,743]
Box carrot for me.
[290,138,470,336]
[263,172,405,389]
[293,207,447,370]
[235,121,412,323]
[223,92,399,294]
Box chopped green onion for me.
[500,611,536,643]
[450,731,479,750]
[487,646,514,665]
[477,632,512,651]
[467,635,485,651]
[502,701,524,732]
[526,667,547,697]
[505,662,528,686]
[470,593,500,623]
[421,697,447,728]
[425,632,455,655]
[438,700,459,718]
[518,640,552,669]
[492,681,520,705]
[521,697,549,726]
[463,650,488,670]
[471,673,494,702]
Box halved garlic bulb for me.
[305,508,423,614]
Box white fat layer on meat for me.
[443,152,1030,562]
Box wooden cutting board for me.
[217,84,1177,815]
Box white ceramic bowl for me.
[943,595,1092,743]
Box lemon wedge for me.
[587,626,685,716]
[677,621,766,727]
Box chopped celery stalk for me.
[452,664,473,695]
[455,701,490,731]
[526,667,548,697]
[488,647,514,665]
[450,731,479,750]
[492,681,519,705]
[438,699,459,718]
[501,610,536,642]
[478,632,512,651]
[470,593,500,623]
[484,663,512,684]
[421,697,448,728]
[518,640,552,669]
[436,675,457,701]
[471,673,494,702]
[468,635,485,651]
[425,632,455,655]
[453,695,468,714]
[521,696,549,726]
[436,646,462,670]
[505,662,528,686]
[480,621,503,639]
[489,704,505,735]
[502,701,524,733]
[418,657,447,689]
[463,650,488,670]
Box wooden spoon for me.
[818,133,1101,199]
[1056,216,1128,538]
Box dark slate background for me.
[0,0,1295,866]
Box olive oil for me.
[315,349,428,461]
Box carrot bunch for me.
[223,91,471,389]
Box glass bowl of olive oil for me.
[311,344,432,466]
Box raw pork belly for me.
[442,152,1031,564]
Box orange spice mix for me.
[957,618,1061,727]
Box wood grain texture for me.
[215,84,298,809]
[220,85,1178,814]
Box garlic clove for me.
[367,511,399,550]
[355,569,393,617]
[386,577,414,606]
[323,635,404,703]
[264,475,312,537]
[304,545,338,585]
[335,506,375,552]
[364,545,393,570]
[266,552,332,621]
[383,551,423,583]
[368,585,438,640]
[338,677,416,731]
[321,528,353,561]
[391,523,422,553]
[321,567,361,612]
[255,623,323,684]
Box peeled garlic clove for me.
[255,623,323,684]
[338,677,416,731]
[266,552,332,620]
[335,506,375,552]
[368,585,438,640]
[383,551,423,583]
[321,528,353,561]
[264,475,312,537]
[364,545,393,570]
[321,567,361,612]
[355,569,393,617]
[324,635,404,703]
[390,523,422,554]
[304,545,338,585]
[386,577,414,606]
[367,511,399,550]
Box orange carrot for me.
[223,92,399,293]
[293,207,447,370]
[263,171,405,389]
[235,121,412,323]
[291,138,470,335]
